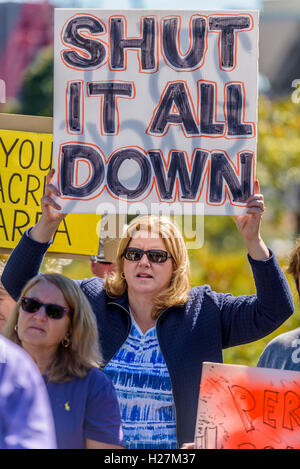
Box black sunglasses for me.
[123,247,171,263]
[21,297,73,320]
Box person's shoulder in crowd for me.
[0,335,57,449]
[257,327,300,371]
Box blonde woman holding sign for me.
[2,170,294,449]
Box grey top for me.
[257,327,300,371]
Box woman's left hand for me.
[234,180,269,260]
[234,180,264,241]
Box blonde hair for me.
[3,273,102,383]
[287,238,300,298]
[105,215,190,319]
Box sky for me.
[0,0,264,10]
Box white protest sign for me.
[53,9,258,216]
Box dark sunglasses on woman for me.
[20,297,73,320]
[123,247,171,263]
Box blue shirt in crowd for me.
[45,368,124,449]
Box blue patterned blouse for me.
[104,314,177,449]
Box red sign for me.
[195,362,300,449]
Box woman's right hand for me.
[30,169,67,243]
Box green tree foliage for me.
[257,95,300,190]
[20,45,54,117]
[257,95,300,224]
[4,45,54,117]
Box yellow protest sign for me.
[0,126,101,256]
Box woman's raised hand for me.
[234,180,269,260]
[29,169,66,243]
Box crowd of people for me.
[0,169,299,449]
